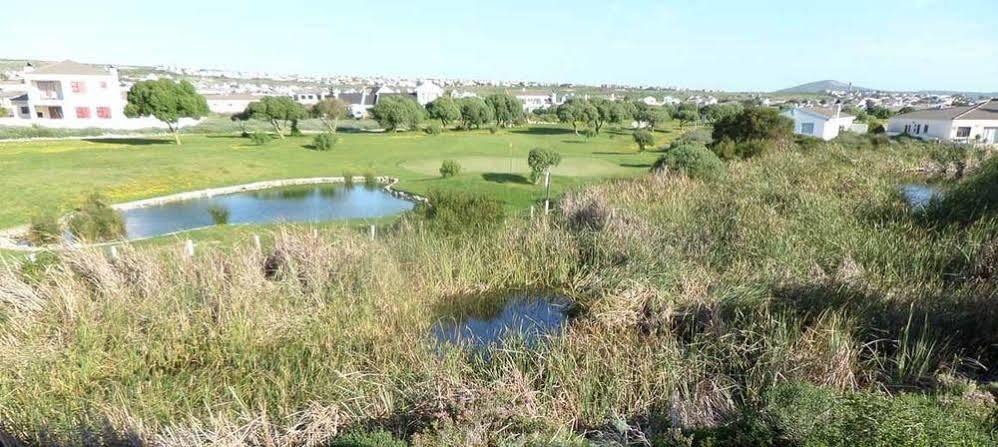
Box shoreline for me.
[0,176,426,252]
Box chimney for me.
[23,62,34,74]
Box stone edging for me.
[0,176,426,252]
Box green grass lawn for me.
[0,124,673,232]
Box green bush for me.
[653,144,726,180]
[712,138,775,160]
[927,156,998,224]
[419,190,505,234]
[27,213,62,245]
[67,193,125,242]
[327,430,406,447]
[207,206,230,225]
[439,159,461,178]
[249,131,272,145]
[343,172,356,188]
[794,135,824,152]
[488,124,499,134]
[673,128,713,147]
[633,129,654,151]
[528,148,562,183]
[424,123,443,135]
[312,132,339,151]
[363,172,378,187]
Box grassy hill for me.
[777,79,874,93]
[1,131,995,445]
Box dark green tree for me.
[711,106,794,144]
[458,97,494,129]
[484,93,524,127]
[556,98,598,135]
[426,95,461,126]
[701,102,744,123]
[245,96,309,139]
[370,95,425,131]
[674,102,701,128]
[633,129,655,152]
[527,148,562,184]
[124,79,208,144]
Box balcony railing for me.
[37,91,62,100]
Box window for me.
[915,124,922,134]
[956,127,972,138]
[75,107,91,119]
[96,107,111,119]
[100,81,108,89]
[923,125,928,134]
[801,122,815,135]
[70,81,86,93]
[20,107,29,114]
[905,125,910,134]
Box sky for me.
[4,0,996,92]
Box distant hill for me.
[777,80,874,94]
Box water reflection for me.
[900,183,943,210]
[431,292,574,347]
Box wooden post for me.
[185,239,195,257]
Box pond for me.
[121,184,415,239]
[900,183,943,210]
[431,292,574,347]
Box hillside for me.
[777,79,874,93]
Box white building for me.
[782,105,858,140]
[413,81,444,106]
[0,60,197,129]
[290,92,332,106]
[515,91,561,112]
[204,93,260,114]
[887,100,998,145]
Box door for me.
[984,127,998,144]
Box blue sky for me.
[5,0,996,92]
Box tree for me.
[124,79,208,144]
[230,109,252,137]
[485,93,524,127]
[557,98,597,136]
[674,103,701,128]
[711,107,794,144]
[458,97,494,129]
[633,102,671,131]
[439,159,461,178]
[312,98,348,132]
[370,95,425,131]
[633,129,654,152]
[590,98,628,134]
[527,148,562,184]
[867,105,893,119]
[426,95,461,126]
[245,96,308,139]
[652,144,726,181]
[700,102,744,124]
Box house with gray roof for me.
[781,104,859,140]
[887,100,998,145]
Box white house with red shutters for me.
[0,61,198,130]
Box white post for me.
[369,224,376,241]
[109,245,118,260]
[185,239,195,257]
[544,169,552,215]
[28,253,37,262]
[530,205,534,220]
[253,234,261,251]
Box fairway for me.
[0,124,673,230]
[400,156,631,177]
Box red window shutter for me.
[97,107,111,119]
[75,107,90,119]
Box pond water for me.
[900,183,943,210]
[431,293,574,347]
[121,184,415,239]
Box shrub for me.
[419,190,505,234]
[249,131,272,145]
[424,123,442,135]
[711,107,793,144]
[312,132,339,151]
[67,193,125,242]
[439,159,461,178]
[327,430,406,447]
[527,148,562,183]
[582,128,596,140]
[673,128,713,147]
[712,138,775,160]
[207,206,230,225]
[926,156,998,224]
[363,172,378,187]
[652,143,726,180]
[871,123,886,134]
[343,172,355,188]
[633,129,654,151]
[794,135,824,152]
[488,124,499,135]
[27,213,61,245]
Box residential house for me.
[515,91,560,112]
[886,99,998,145]
[0,60,197,129]
[782,105,858,140]
[413,81,444,106]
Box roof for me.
[338,92,375,106]
[893,100,998,121]
[31,60,111,76]
[798,106,854,120]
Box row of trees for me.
[372,93,529,132]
